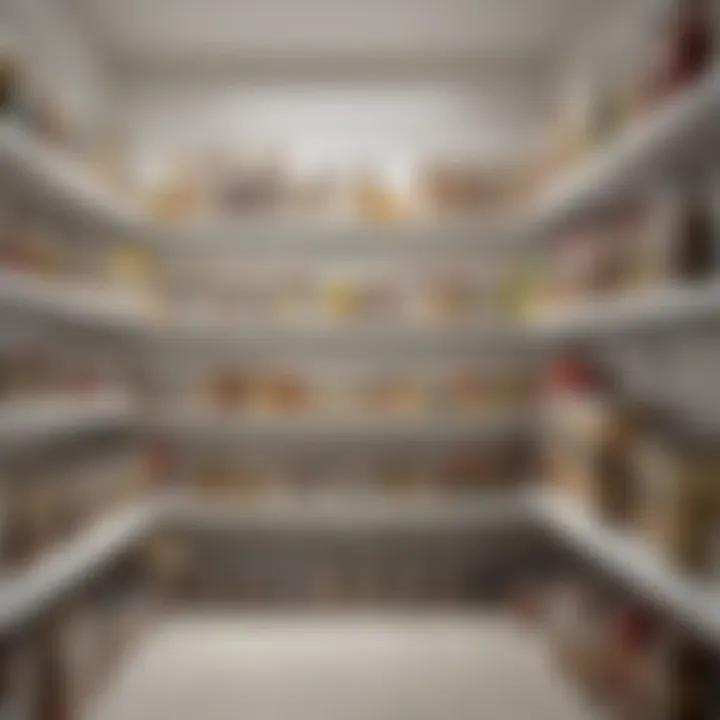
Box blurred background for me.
[1,0,720,718]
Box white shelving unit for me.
[8,4,720,718]
[0,72,720,340]
[1,55,720,660]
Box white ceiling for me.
[69,0,652,81]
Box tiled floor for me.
[88,613,591,720]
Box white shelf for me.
[166,492,531,533]
[0,122,141,232]
[5,269,720,346]
[0,501,162,635]
[531,281,720,342]
[149,319,522,355]
[0,393,135,448]
[533,491,720,644]
[523,68,720,238]
[149,410,531,447]
[146,216,509,255]
[0,270,149,330]
[6,270,720,347]
[0,270,520,349]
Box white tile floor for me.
[87,613,592,720]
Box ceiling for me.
[68,0,653,82]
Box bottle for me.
[0,57,15,112]
[608,603,661,715]
[651,0,714,101]
[664,634,719,720]
[672,0,713,86]
[673,191,716,281]
[0,32,20,116]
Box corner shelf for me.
[522,69,720,240]
[533,491,720,645]
[0,501,163,636]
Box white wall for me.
[118,76,555,187]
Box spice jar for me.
[634,412,720,574]
[544,354,612,506]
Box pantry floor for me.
[86,613,591,720]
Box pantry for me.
[1,0,720,718]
